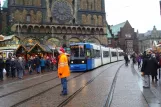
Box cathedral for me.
[6,0,107,47]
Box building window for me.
[26,14,31,22]
[108,39,111,44]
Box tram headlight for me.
[82,61,84,63]
[71,61,73,64]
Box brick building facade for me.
[107,20,138,54]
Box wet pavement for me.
[111,64,148,107]
[134,64,161,107]
[0,61,161,107]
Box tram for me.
[70,43,124,71]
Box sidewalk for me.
[111,64,149,107]
[134,64,161,106]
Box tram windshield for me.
[70,45,85,59]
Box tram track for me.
[0,76,58,98]
[3,62,121,107]
[11,64,119,107]
[11,72,85,107]
[57,63,124,107]
[104,64,124,107]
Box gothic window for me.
[88,0,92,10]
[98,15,102,26]
[15,0,23,5]
[95,0,98,11]
[22,9,27,22]
[30,10,36,23]
[97,0,102,11]
[82,14,87,24]
[33,0,41,6]
[93,15,97,26]
[14,10,20,22]
[36,11,42,23]
[26,14,31,22]
[87,14,91,25]
[95,0,102,11]
[24,0,33,5]
[80,0,87,10]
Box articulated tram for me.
[69,43,124,72]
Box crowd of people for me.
[0,46,70,96]
[124,51,160,88]
[0,55,58,81]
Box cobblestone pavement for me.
[64,62,123,107]
[0,70,57,86]
[1,61,158,107]
[16,62,123,107]
[134,64,161,107]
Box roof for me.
[0,35,19,41]
[110,21,127,37]
[28,44,52,53]
[106,25,113,38]
[0,46,18,50]
[2,0,8,8]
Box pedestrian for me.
[5,58,11,77]
[46,57,51,72]
[17,57,24,79]
[10,58,16,78]
[124,53,129,66]
[35,55,41,74]
[150,54,159,82]
[0,55,4,81]
[141,52,158,88]
[40,57,46,73]
[28,57,34,75]
[58,47,70,96]
[137,55,142,68]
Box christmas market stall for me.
[27,43,53,58]
[15,45,28,59]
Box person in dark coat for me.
[124,53,129,66]
[5,58,11,77]
[150,54,159,81]
[141,53,158,88]
[0,56,4,81]
[10,58,16,78]
[34,56,41,74]
[28,57,34,75]
[141,53,151,88]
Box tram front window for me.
[70,45,85,59]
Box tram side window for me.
[91,49,95,58]
[86,49,91,58]
[119,52,123,56]
[103,51,109,57]
[95,50,100,58]
[112,52,117,57]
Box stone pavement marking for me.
[110,64,149,107]
[133,65,161,107]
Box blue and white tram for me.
[70,43,124,72]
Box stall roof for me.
[28,44,52,53]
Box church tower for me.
[77,0,106,26]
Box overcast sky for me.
[105,0,161,33]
